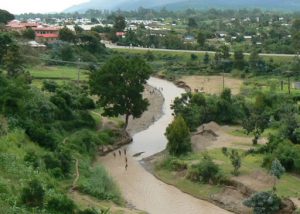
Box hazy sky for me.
[1,0,89,14]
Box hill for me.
[64,0,300,12]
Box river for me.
[99,77,230,214]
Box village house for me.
[33,26,61,43]
[6,20,38,32]
[6,20,61,43]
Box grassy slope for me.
[0,66,140,213]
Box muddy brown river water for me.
[99,77,231,214]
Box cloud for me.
[1,0,88,14]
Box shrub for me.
[187,155,222,184]
[274,142,300,172]
[24,150,39,169]
[78,96,95,110]
[42,80,58,93]
[243,191,282,214]
[21,179,45,207]
[43,148,72,177]
[160,157,187,171]
[25,125,57,150]
[43,154,61,170]
[69,129,103,157]
[78,208,106,214]
[222,148,242,176]
[78,166,121,204]
[46,193,76,214]
[270,159,285,179]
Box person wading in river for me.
[113,152,116,158]
[119,150,121,156]
[125,163,128,171]
[124,148,127,156]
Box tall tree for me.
[59,27,76,43]
[0,33,13,64]
[197,31,206,47]
[114,15,126,32]
[165,116,191,156]
[89,56,152,129]
[0,9,14,24]
[233,50,245,70]
[3,43,24,77]
[187,17,198,29]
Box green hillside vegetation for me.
[0,71,124,213]
[0,28,148,213]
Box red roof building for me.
[116,32,126,37]
[33,26,61,43]
[6,20,38,32]
[6,21,61,43]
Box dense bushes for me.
[187,155,223,184]
[21,179,45,207]
[172,90,246,131]
[262,138,300,173]
[243,191,282,214]
[159,156,188,171]
[68,129,103,157]
[46,193,76,214]
[78,166,122,204]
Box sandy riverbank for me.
[126,85,164,136]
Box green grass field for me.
[155,148,300,201]
[29,66,90,87]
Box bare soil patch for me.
[211,187,252,214]
[180,75,243,95]
[191,122,266,152]
[231,170,276,192]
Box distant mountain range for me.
[64,0,300,12]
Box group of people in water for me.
[113,148,128,170]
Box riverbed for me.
[98,77,230,214]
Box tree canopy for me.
[0,9,14,24]
[165,116,191,156]
[89,55,152,129]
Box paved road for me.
[105,43,297,58]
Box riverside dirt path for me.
[97,77,231,214]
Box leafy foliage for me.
[0,9,14,24]
[165,116,191,156]
[187,154,222,184]
[172,89,245,131]
[21,179,45,207]
[243,191,282,214]
[46,193,76,214]
[89,55,152,129]
[270,159,285,179]
[222,148,242,176]
[78,166,122,204]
